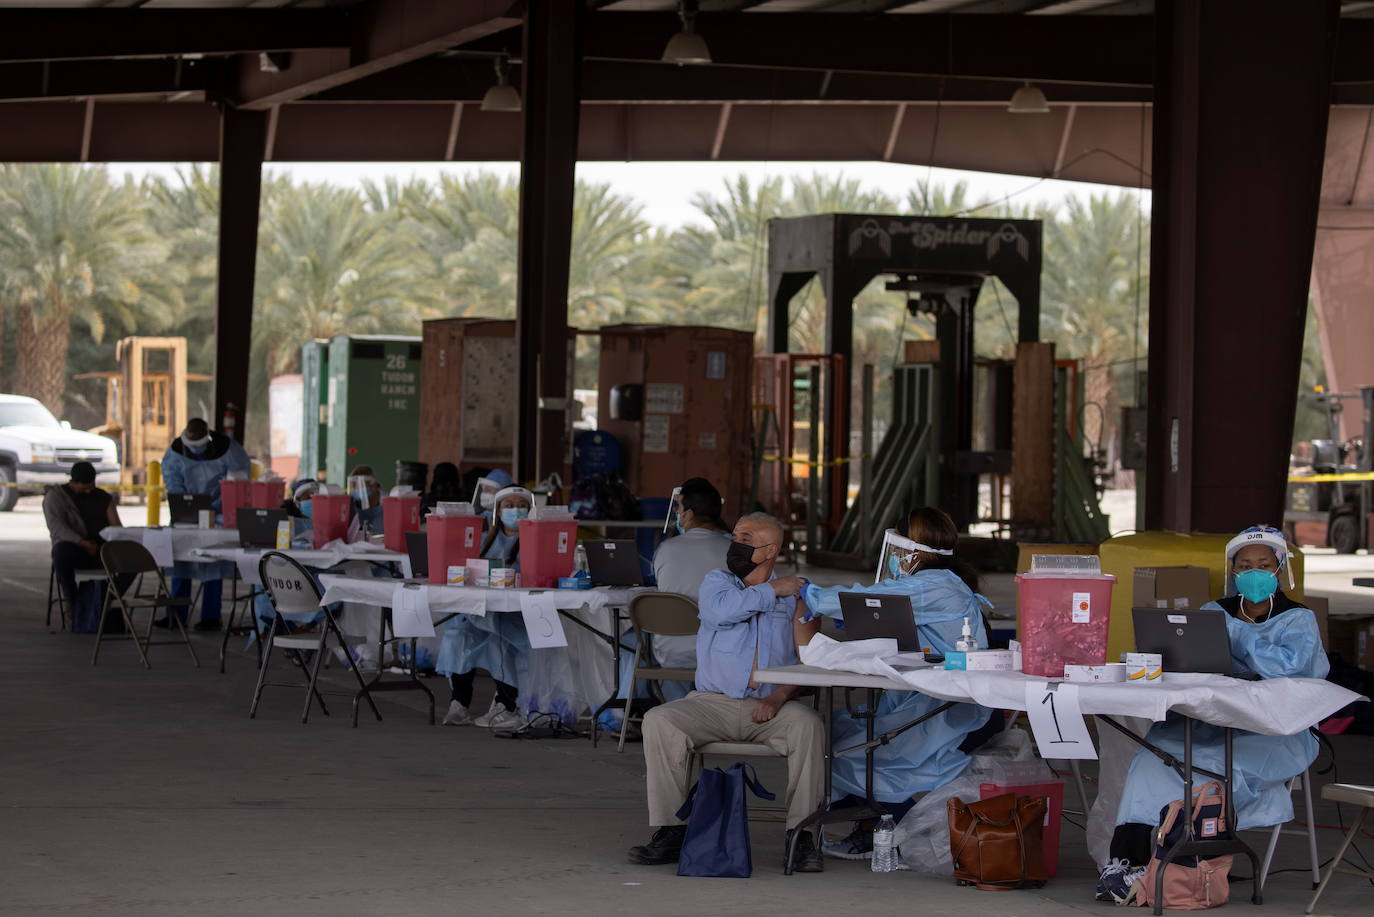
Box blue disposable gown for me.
[805,569,995,803]
[159,436,250,512]
[1115,604,1328,830]
[435,528,531,686]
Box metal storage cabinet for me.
[299,340,329,481]
[597,325,753,516]
[324,334,422,486]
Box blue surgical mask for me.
[299,500,313,519]
[675,522,686,536]
[1234,568,1278,604]
[500,507,529,529]
[888,554,903,577]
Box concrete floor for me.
[1,496,1371,916]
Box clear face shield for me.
[663,486,683,535]
[472,477,502,512]
[347,475,376,510]
[876,529,920,583]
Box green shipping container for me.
[299,340,329,481]
[325,334,422,487]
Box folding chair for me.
[94,541,199,668]
[1306,783,1374,914]
[47,562,108,632]
[689,742,790,823]
[1256,767,1321,889]
[617,592,700,752]
[249,551,381,726]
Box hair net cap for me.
[1225,525,1290,568]
[486,469,513,488]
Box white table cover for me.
[798,633,1362,736]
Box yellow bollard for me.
[146,461,162,527]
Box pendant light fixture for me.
[481,55,521,112]
[662,0,711,66]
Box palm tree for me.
[1038,191,1149,457]
[0,164,171,414]
[247,180,417,454]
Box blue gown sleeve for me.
[161,448,185,494]
[1222,607,1329,680]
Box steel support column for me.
[1145,0,1337,532]
[515,1,580,483]
[213,105,266,443]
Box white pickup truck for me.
[0,394,120,511]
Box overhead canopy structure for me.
[0,0,1364,535]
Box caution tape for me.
[0,481,166,492]
[1288,473,1374,484]
[760,454,856,468]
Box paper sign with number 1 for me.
[1023,682,1097,760]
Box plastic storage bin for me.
[311,493,352,548]
[382,494,422,553]
[426,514,484,585]
[978,761,1065,877]
[1015,554,1115,677]
[220,480,285,529]
[519,518,579,588]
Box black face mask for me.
[726,540,766,580]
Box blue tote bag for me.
[675,762,776,878]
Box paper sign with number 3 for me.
[1023,682,1097,760]
[520,598,569,649]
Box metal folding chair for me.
[1257,767,1321,889]
[617,592,700,752]
[94,540,198,669]
[249,551,381,726]
[1306,782,1374,913]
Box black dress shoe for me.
[193,619,222,632]
[627,825,687,865]
[785,828,825,873]
[152,617,174,629]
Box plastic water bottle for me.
[871,813,898,873]
[573,544,592,589]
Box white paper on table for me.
[1024,681,1097,760]
[142,528,175,568]
[390,583,435,638]
[519,593,569,649]
[234,549,262,587]
[400,554,413,579]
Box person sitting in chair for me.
[43,461,121,604]
[627,512,827,873]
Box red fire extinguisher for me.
[221,402,239,441]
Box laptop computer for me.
[583,540,646,587]
[238,508,288,548]
[405,530,429,579]
[838,592,920,652]
[1132,607,1236,676]
[167,492,213,525]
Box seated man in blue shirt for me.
[628,512,826,873]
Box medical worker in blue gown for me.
[1095,525,1328,904]
[438,485,533,731]
[803,507,995,860]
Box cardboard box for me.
[1132,565,1212,611]
[904,340,941,364]
[1303,595,1330,650]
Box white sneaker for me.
[484,707,527,732]
[472,699,505,727]
[442,700,473,726]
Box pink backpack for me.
[1130,781,1233,910]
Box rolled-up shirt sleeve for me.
[698,569,778,627]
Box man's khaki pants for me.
[643,691,825,830]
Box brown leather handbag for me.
[947,792,1049,890]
